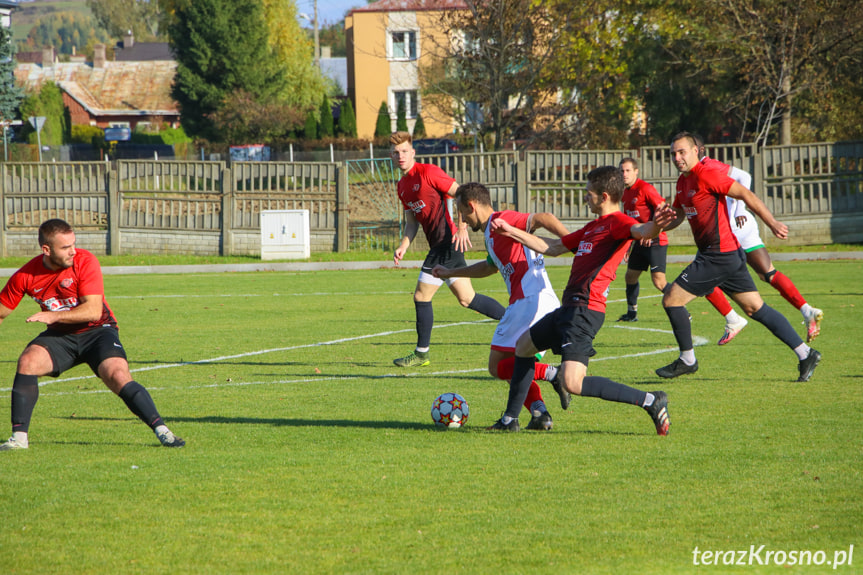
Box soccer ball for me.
[431,393,469,428]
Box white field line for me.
[9,315,702,397]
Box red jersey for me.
[0,249,117,334]
[622,178,668,246]
[560,211,637,312]
[485,210,555,305]
[397,162,457,249]
[674,161,740,253]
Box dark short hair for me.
[671,131,699,148]
[454,182,491,208]
[619,157,638,170]
[587,166,625,203]
[389,131,412,146]
[38,219,73,247]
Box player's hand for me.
[393,246,407,265]
[26,311,55,325]
[653,205,676,229]
[431,265,450,279]
[639,238,652,247]
[490,218,516,235]
[452,223,472,252]
[769,219,789,240]
[736,215,747,228]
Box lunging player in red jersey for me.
[488,166,675,435]
[390,131,505,368]
[655,132,821,382]
[432,183,571,431]
[616,157,669,322]
[0,219,184,451]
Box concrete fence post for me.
[221,167,233,256]
[336,163,349,252]
[108,164,120,255]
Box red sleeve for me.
[643,183,665,210]
[424,164,457,196]
[0,271,27,310]
[75,251,105,296]
[501,210,530,231]
[612,213,640,240]
[561,228,585,253]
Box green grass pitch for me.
[0,260,860,574]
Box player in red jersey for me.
[432,182,570,431]
[691,136,823,345]
[487,166,675,435]
[390,131,505,368]
[616,157,669,322]
[656,132,821,382]
[0,219,184,451]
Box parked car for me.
[412,138,461,154]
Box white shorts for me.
[491,289,561,353]
[418,271,461,287]
[732,213,765,252]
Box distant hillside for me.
[10,0,92,43]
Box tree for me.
[318,95,334,138]
[337,98,357,138]
[210,90,304,144]
[18,12,110,55]
[87,0,165,41]
[168,0,285,141]
[396,97,408,133]
[374,101,391,138]
[19,82,69,147]
[0,25,23,124]
[422,0,580,149]
[412,114,426,139]
[303,110,318,140]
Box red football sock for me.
[524,381,544,410]
[705,286,733,316]
[769,271,806,309]
[496,356,515,380]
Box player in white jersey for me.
[433,182,570,431]
[697,138,823,344]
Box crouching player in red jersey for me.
[432,182,571,431]
[489,166,676,435]
[0,219,184,451]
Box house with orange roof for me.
[346,0,468,139]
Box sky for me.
[296,0,369,26]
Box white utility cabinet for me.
[260,210,310,260]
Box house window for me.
[394,90,418,119]
[391,31,417,60]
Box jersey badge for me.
[61,278,74,288]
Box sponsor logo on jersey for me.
[37,296,78,312]
[532,254,545,268]
[60,278,74,288]
[407,199,427,214]
[684,206,698,218]
[576,241,593,256]
[584,225,606,236]
[627,210,640,218]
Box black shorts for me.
[674,248,757,297]
[529,306,604,365]
[421,242,468,275]
[28,326,128,378]
[628,243,667,274]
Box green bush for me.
[70,124,104,145]
[374,101,391,138]
[337,98,357,138]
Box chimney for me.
[42,47,54,68]
[94,44,106,69]
[123,30,134,49]
[320,46,332,59]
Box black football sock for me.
[751,303,804,349]
[581,376,647,406]
[11,374,39,434]
[415,301,433,349]
[665,305,693,351]
[625,283,639,310]
[505,356,536,419]
[467,294,505,320]
[118,381,164,430]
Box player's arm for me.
[630,204,677,240]
[491,218,569,257]
[727,182,788,239]
[528,212,569,238]
[0,303,14,326]
[26,293,104,326]
[432,259,497,280]
[447,181,472,252]
[394,210,420,265]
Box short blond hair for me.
[389,131,412,147]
